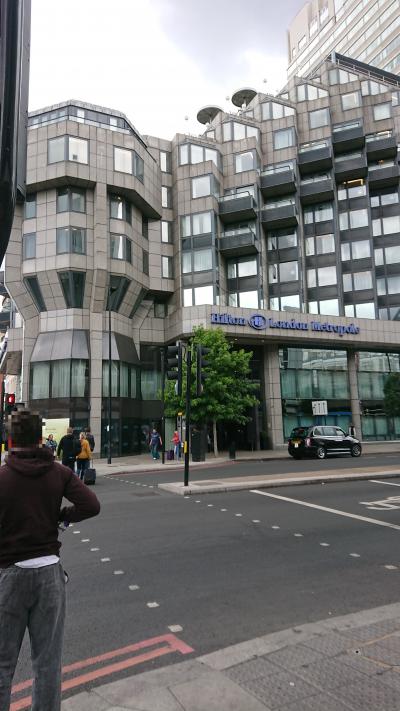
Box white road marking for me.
[129,585,140,591]
[147,602,159,608]
[207,504,214,507]
[81,538,90,542]
[168,625,183,633]
[294,533,303,537]
[235,513,243,517]
[252,520,260,523]
[360,495,400,510]
[272,525,280,530]
[220,508,227,512]
[195,500,201,503]
[101,557,111,562]
[90,547,99,552]
[73,531,80,534]
[320,542,330,547]
[251,490,400,532]
[113,570,124,575]
[350,553,360,558]
[385,565,398,570]
[370,480,400,488]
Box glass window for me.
[142,215,148,239]
[161,221,172,243]
[182,252,191,274]
[23,233,36,260]
[373,103,391,121]
[193,249,212,272]
[142,250,149,275]
[268,229,297,251]
[319,299,339,316]
[262,102,295,120]
[373,215,400,236]
[56,227,86,254]
[273,128,295,150]
[30,362,50,399]
[234,151,256,173]
[107,275,131,311]
[161,186,171,208]
[269,261,298,283]
[237,257,257,277]
[160,150,171,173]
[354,271,372,290]
[304,203,333,224]
[114,146,132,174]
[110,195,131,223]
[110,234,131,262]
[238,291,258,308]
[58,271,86,308]
[24,194,36,219]
[179,144,189,165]
[341,243,351,261]
[162,256,173,278]
[192,175,211,198]
[338,181,366,200]
[191,145,203,163]
[51,360,71,398]
[341,92,361,110]
[339,209,369,230]
[351,240,370,260]
[68,137,88,163]
[318,265,337,287]
[194,285,213,305]
[48,136,66,163]
[297,84,328,101]
[24,276,46,311]
[154,302,167,319]
[183,288,193,306]
[355,302,375,318]
[309,108,329,129]
[370,191,399,207]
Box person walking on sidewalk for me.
[57,427,81,472]
[171,430,181,460]
[149,428,162,460]
[76,432,91,481]
[0,408,100,711]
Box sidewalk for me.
[62,601,400,710]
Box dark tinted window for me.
[290,427,309,437]
[324,427,337,436]
[335,428,346,436]
[313,427,322,436]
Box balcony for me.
[261,200,298,230]
[332,124,365,154]
[368,163,400,189]
[298,143,333,176]
[334,154,368,182]
[260,167,296,198]
[366,134,398,162]
[219,227,258,257]
[218,193,257,224]
[299,177,334,205]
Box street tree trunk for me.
[213,419,218,458]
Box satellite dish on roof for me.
[196,105,222,125]
[231,87,257,108]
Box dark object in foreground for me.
[288,425,362,460]
[84,467,96,485]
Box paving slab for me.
[170,671,270,711]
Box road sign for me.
[312,400,328,416]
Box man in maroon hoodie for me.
[0,408,100,711]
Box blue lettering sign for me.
[210,313,360,336]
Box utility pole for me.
[161,346,165,464]
[184,347,191,487]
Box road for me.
[10,464,400,708]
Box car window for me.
[324,427,337,436]
[335,428,346,437]
[313,427,322,436]
[290,428,308,437]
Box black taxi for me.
[288,425,362,460]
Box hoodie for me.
[0,447,100,568]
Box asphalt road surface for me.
[10,471,400,707]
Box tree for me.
[383,372,400,417]
[164,326,259,456]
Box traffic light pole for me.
[161,347,165,464]
[0,380,4,453]
[184,348,191,487]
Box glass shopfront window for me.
[30,359,89,400]
[279,347,350,439]
[357,351,400,440]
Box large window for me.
[234,151,258,173]
[377,275,400,296]
[308,299,339,316]
[179,143,220,167]
[343,271,373,291]
[268,228,297,251]
[31,359,89,400]
[110,234,132,262]
[57,187,85,213]
[262,102,295,120]
[160,150,171,173]
[48,136,88,164]
[273,128,295,150]
[307,265,337,288]
[309,108,330,129]
[162,256,173,278]
[182,248,213,274]
[270,294,300,312]
[102,361,138,398]
[345,303,375,319]
[107,275,131,311]
[269,261,298,283]
[58,271,86,308]
[305,233,335,255]
[183,285,214,306]
[181,211,213,238]
[161,186,172,208]
[227,256,258,279]
[142,250,149,275]
[24,194,36,219]
[24,276,46,312]
[341,240,371,261]
[373,215,400,236]
[22,233,36,260]
[338,181,366,200]
[329,68,358,84]
[339,209,369,230]
[56,227,86,254]
[191,174,220,199]
[114,147,144,181]
[341,91,361,110]
[375,245,400,266]
[373,103,391,121]
[370,190,399,208]
[109,195,131,223]
[303,203,333,224]
[297,84,328,101]
[223,122,259,142]
[161,221,172,243]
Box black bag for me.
[167,449,174,461]
[84,467,96,485]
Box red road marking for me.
[11,633,194,710]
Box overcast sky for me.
[29,0,305,140]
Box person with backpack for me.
[0,408,100,711]
[76,432,91,481]
[84,426,95,453]
[149,428,162,460]
[56,427,81,472]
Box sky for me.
[29,0,305,140]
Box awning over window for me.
[31,330,90,362]
[102,332,139,365]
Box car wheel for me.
[351,444,362,457]
[316,446,326,460]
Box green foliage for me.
[383,372,400,417]
[164,326,259,425]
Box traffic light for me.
[196,345,211,396]
[166,343,183,396]
[5,393,15,414]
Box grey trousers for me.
[0,563,66,711]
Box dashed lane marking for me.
[235,513,243,517]
[100,558,111,562]
[81,539,90,542]
[147,602,160,608]
[129,585,140,590]
[271,525,280,530]
[10,634,194,710]
[294,533,303,537]
[251,490,400,532]
[90,548,99,552]
[207,504,214,507]
[385,565,398,570]
[113,570,124,575]
[73,531,80,534]
[168,625,183,633]
[370,480,400,488]
[252,520,260,523]
[349,553,361,558]
[220,508,227,511]
[320,542,330,547]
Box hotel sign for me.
[210,313,360,337]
